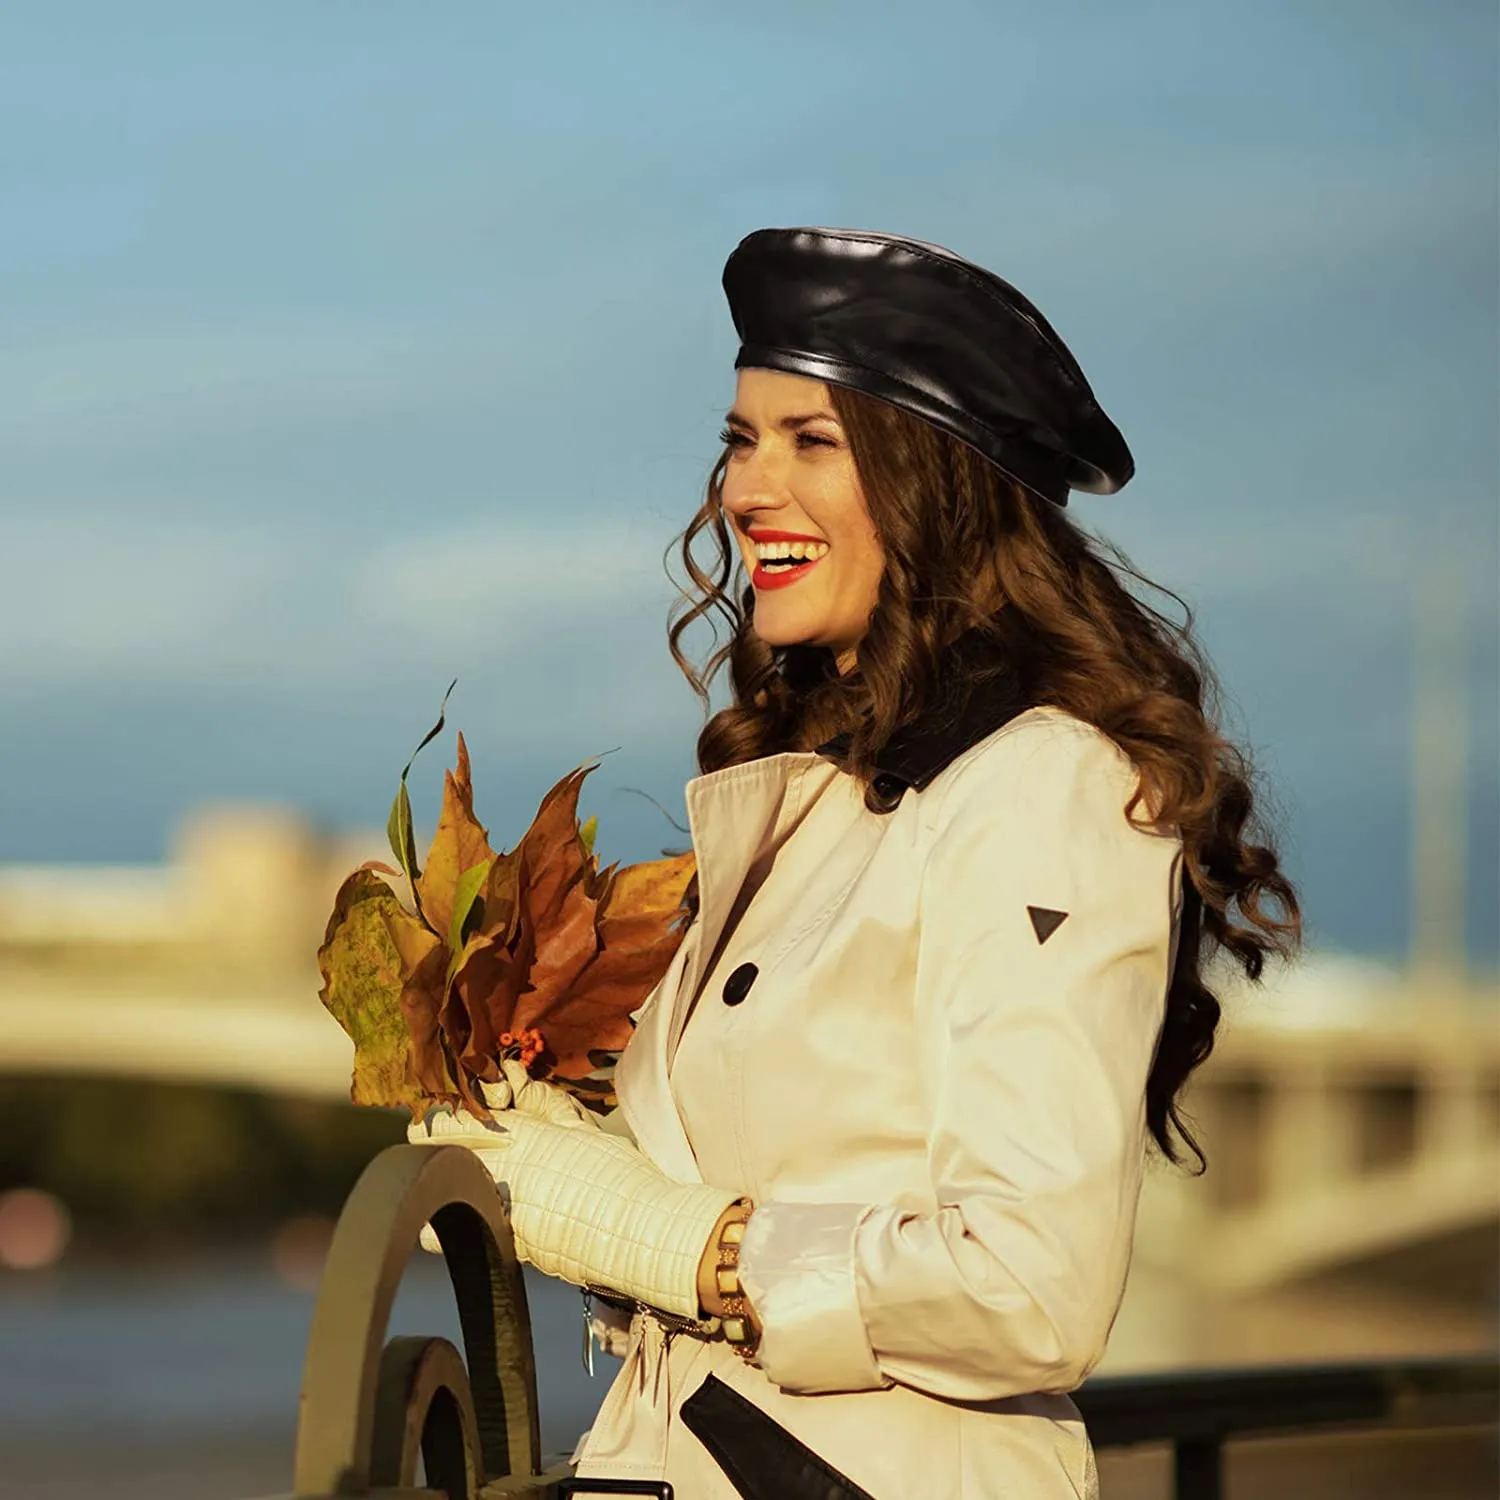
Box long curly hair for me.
[664,382,1301,1172]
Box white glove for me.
[407,1058,599,1252]
[408,1063,743,1321]
[427,1057,604,1130]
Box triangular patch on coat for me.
[1027,906,1069,945]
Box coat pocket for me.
[679,1374,880,1500]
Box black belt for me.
[681,1373,879,1500]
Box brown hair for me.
[664,383,1301,1171]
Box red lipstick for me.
[745,528,829,591]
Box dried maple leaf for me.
[602,848,698,923]
[439,845,530,1110]
[515,847,697,1079]
[443,928,532,1116]
[442,762,600,1089]
[317,870,428,1115]
[472,844,522,948]
[417,731,497,951]
[321,725,697,1117]
[514,764,607,1010]
[383,904,459,1107]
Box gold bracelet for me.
[713,1210,760,1362]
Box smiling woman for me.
[717,369,886,670]
[419,226,1302,1499]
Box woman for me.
[413,227,1301,1499]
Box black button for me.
[871,772,906,810]
[722,962,758,1006]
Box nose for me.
[722,445,792,524]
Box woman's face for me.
[720,368,885,674]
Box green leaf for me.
[317,870,427,1114]
[384,677,457,923]
[579,814,597,857]
[386,782,419,898]
[447,856,495,956]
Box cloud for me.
[5,487,1491,697]
[0,519,294,671]
[1070,504,1498,628]
[0,512,694,698]
[0,324,487,458]
[343,521,676,645]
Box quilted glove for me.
[408,1063,744,1321]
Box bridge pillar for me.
[1260,1055,1360,1202]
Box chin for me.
[751,605,819,648]
[752,625,807,652]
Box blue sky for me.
[1,0,1496,964]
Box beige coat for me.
[573,698,1185,1499]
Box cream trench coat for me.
[571,686,1185,1500]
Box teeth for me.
[753,539,829,561]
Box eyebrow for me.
[723,408,840,431]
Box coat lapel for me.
[618,751,820,1181]
[617,928,703,1181]
[669,751,822,1061]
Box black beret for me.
[721,226,1133,506]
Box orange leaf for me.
[512,763,606,1009]
[417,732,497,950]
[444,928,531,1114]
[514,845,697,1081]
[530,930,683,1075]
[476,845,524,948]
[517,763,599,915]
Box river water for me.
[0,1253,1493,1499]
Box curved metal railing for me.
[253,1141,1496,1498]
[282,1142,574,1500]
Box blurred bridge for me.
[0,985,354,1100]
[0,805,370,1102]
[1135,959,1500,1294]
[0,805,1497,1299]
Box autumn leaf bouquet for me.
[317,694,696,1121]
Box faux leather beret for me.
[722,226,1133,506]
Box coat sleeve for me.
[737,715,1184,1399]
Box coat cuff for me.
[737,1201,894,1394]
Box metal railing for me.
[1076,1355,1498,1499]
[253,1143,1498,1499]
[265,1143,572,1500]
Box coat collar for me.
[812,625,1031,810]
[620,626,1032,1177]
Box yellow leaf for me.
[601,848,697,922]
[317,871,427,1115]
